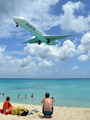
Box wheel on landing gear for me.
[38,40,41,45]
[47,39,50,43]
[16,24,18,27]
[38,42,41,45]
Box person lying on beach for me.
[41,92,55,117]
[3,96,13,114]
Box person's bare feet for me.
[44,115,52,118]
[49,115,52,118]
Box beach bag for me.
[11,106,29,116]
[11,107,18,115]
[21,109,29,116]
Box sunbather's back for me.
[43,97,53,111]
[41,92,55,111]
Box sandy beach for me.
[0,103,90,120]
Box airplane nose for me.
[13,17,16,22]
[13,17,18,24]
[13,17,19,27]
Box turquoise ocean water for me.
[0,78,90,108]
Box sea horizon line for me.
[0,78,90,80]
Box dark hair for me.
[45,92,50,98]
[6,97,10,101]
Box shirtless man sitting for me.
[41,92,55,117]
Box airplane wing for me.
[22,37,42,44]
[43,34,78,41]
[22,34,78,45]
[22,37,58,45]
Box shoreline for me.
[0,101,90,108]
[0,103,90,120]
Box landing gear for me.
[47,39,50,43]
[16,24,18,27]
[38,40,41,45]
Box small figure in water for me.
[31,94,33,98]
[25,94,27,98]
[2,93,4,95]
[18,94,20,98]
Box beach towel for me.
[0,109,11,115]
[11,106,29,116]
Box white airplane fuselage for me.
[13,16,48,44]
[13,16,78,45]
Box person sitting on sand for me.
[3,96,13,114]
[41,92,55,117]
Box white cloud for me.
[0,39,76,77]
[0,45,6,53]
[0,45,39,77]
[0,45,6,58]
[0,0,21,20]
[24,39,76,61]
[77,32,90,61]
[5,51,24,55]
[20,55,32,68]
[1,0,90,40]
[71,65,78,70]
[38,59,53,67]
[1,1,90,77]
[1,1,90,40]
[78,50,90,61]
[77,32,90,54]
[21,0,60,30]
[60,1,90,33]
[0,0,60,39]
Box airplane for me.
[13,16,78,45]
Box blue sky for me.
[0,0,90,78]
